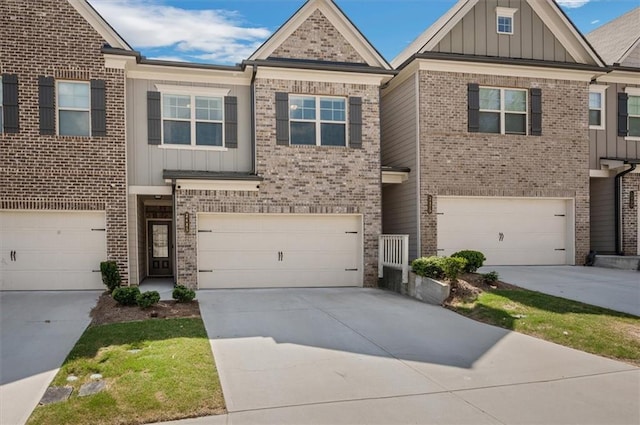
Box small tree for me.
[100,261,121,293]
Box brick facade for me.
[417,70,591,264]
[622,173,640,255]
[0,0,128,282]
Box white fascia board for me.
[382,61,419,96]
[68,0,131,50]
[417,59,599,82]
[423,0,480,51]
[256,67,391,86]
[129,185,173,195]
[154,85,230,97]
[172,179,261,192]
[382,171,410,184]
[127,64,252,86]
[590,169,610,178]
[104,54,137,70]
[597,70,640,84]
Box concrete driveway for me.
[0,291,100,425]
[479,266,640,316]
[195,288,639,425]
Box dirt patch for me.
[90,293,201,326]
[445,272,519,305]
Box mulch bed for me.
[90,293,201,326]
[445,272,519,305]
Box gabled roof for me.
[391,0,604,69]
[586,7,640,66]
[70,0,132,50]
[248,0,390,70]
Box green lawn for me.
[449,288,640,366]
[27,318,225,425]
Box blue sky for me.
[89,0,640,65]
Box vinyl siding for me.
[590,176,616,254]
[381,75,419,260]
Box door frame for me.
[146,218,174,277]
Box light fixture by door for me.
[184,212,190,233]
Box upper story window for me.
[57,81,91,137]
[496,7,517,35]
[589,86,607,130]
[479,87,527,135]
[629,94,640,138]
[162,94,224,146]
[289,95,346,146]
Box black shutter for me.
[224,96,238,148]
[147,91,161,145]
[530,88,542,136]
[39,76,55,135]
[2,74,19,133]
[618,92,629,137]
[275,92,289,145]
[90,79,106,137]
[349,97,362,148]
[468,83,479,132]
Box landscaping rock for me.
[127,349,141,354]
[79,380,106,397]
[66,375,78,382]
[40,386,72,405]
[90,373,103,380]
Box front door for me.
[148,221,172,276]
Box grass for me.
[27,318,225,425]
[449,288,640,366]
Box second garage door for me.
[437,197,573,266]
[197,214,363,288]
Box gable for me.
[587,7,640,66]
[269,9,366,64]
[68,0,131,50]
[621,42,640,68]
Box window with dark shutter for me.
[39,76,55,135]
[530,88,542,136]
[275,92,289,145]
[468,83,480,132]
[2,74,19,133]
[618,93,629,137]
[224,96,238,148]
[349,97,362,148]
[91,79,106,137]
[147,91,161,145]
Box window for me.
[289,95,346,146]
[496,7,517,35]
[162,94,224,146]
[479,87,527,135]
[629,95,640,137]
[589,86,607,130]
[57,81,90,136]
[0,76,3,133]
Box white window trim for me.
[156,85,230,149]
[56,80,91,137]
[496,7,517,35]
[479,86,528,135]
[626,87,640,141]
[289,95,348,147]
[589,85,608,130]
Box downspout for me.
[615,163,636,255]
[250,64,257,174]
[171,180,177,285]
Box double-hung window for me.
[289,95,346,146]
[479,87,527,135]
[629,94,640,138]
[57,81,90,137]
[162,94,224,147]
[589,86,607,130]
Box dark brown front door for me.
[148,221,172,276]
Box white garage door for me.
[437,198,572,265]
[197,214,362,288]
[1,211,107,290]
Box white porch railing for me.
[378,235,410,284]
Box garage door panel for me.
[199,250,283,270]
[199,232,290,251]
[200,269,360,289]
[3,230,105,250]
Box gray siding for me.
[590,176,616,254]
[589,82,640,169]
[127,79,252,187]
[622,43,640,68]
[381,75,419,260]
[435,0,574,63]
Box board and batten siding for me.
[126,79,252,186]
[381,75,419,260]
[589,82,640,170]
[590,175,616,254]
[434,0,574,63]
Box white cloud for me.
[590,19,600,24]
[556,0,591,8]
[89,0,271,64]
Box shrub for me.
[172,285,196,303]
[441,256,467,281]
[451,250,486,273]
[411,256,445,279]
[100,261,121,293]
[112,286,141,306]
[483,271,500,284]
[137,291,160,309]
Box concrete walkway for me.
[163,288,640,425]
[0,291,100,425]
[479,265,640,316]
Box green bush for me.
[172,285,196,303]
[411,256,445,279]
[482,271,499,284]
[451,250,486,273]
[441,256,467,281]
[137,291,160,309]
[112,286,141,306]
[100,261,121,293]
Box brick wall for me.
[417,70,591,264]
[0,0,128,282]
[622,173,639,255]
